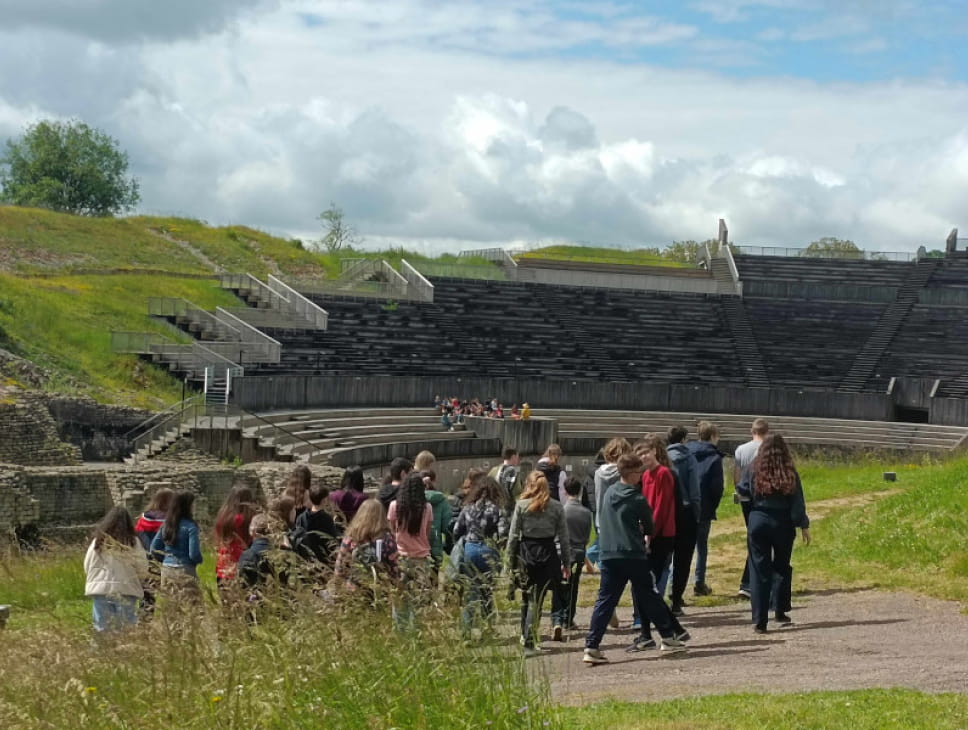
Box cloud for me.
[0,0,277,43]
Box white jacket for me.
[84,538,149,598]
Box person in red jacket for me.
[214,486,258,588]
[628,433,689,645]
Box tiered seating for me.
[246,278,746,384]
[869,305,968,391]
[924,257,968,290]
[743,298,887,388]
[736,255,911,287]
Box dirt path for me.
[538,589,968,705]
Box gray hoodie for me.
[593,463,621,529]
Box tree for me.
[803,237,862,259]
[317,203,361,252]
[1,119,140,216]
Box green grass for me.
[516,244,691,268]
[0,273,239,407]
[567,690,968,729]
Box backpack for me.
[496,464,519,504]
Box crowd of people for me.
[435,395,531,430]
[82,419,810,664]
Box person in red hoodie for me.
[134,487,173,617]
[214,486,258,589]
[628,433,689,646]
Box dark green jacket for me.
[598,481,654,561]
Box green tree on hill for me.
[0,119,140,216]
[803,237,862,258]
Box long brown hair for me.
[145,487,174,514]
[542,444,562,466]
[753,434,797,496]
[162,491,195,546]
[93,507,136,551]
[393,473,427,536]
[465,475,507,510]
[214,485,257,544]
[346,499,389,544]
[521,471,550,513]
[602,437,631,464]
[636,434,670,468]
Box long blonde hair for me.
[346,499,389,544]
[521,471,550,513]
[542,444,562,466]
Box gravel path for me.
[536,589,968,705]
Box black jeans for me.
[551,549,585,627]
[740,499,752,591]
[671,503,698,607]
[633,536,685,640]
[586,558,674,650]
[520,556,561,648]
[747,508,795,627]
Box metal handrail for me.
[111,331,172,353]
[267,274,329,328]
[236,406,320,456]
[735,245,916,262]
[399,259,436,301]
[721,243,743,296]
[131,395,203,454]
[148,297,241,340]
[123,396,197,440]
[214,308,282,362]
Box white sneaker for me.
[582,648,609,665]
[659,637,687,655]
[552,625,563,642]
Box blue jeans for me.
[586,537,600,568]
[461,542,499,630]
[586,558,674,650]
[694,519,712,584]
[92,595,138,632]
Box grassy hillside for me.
[516,244,692,268]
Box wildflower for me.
[211,696,223,704]
[85,687,97,695]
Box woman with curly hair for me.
[387,472,434,629]
[453,475,508,632]
[739,433,811,634]
[506,471,571,656]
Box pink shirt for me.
[386,502,433,559]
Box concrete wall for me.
[324,437,503,470]
[464,416,558,456]
[515,265,723,294]
[235,376,896,422]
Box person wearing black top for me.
[292,483,342,565]
[737,434,811,633]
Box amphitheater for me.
[6,226,968,533]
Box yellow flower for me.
[84,687,97,694]
[211,696,222,703]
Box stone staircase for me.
[719,298,771,388]
[839,258,941,393]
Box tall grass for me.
[0,549,558,728]
[516,245,690,268]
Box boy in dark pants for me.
[583,454,687,665]
[551,477,592,636]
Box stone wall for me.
[0,457,346,543]
[43,395,152,462]
[0,401,80,466]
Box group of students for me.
[436,395,531,430]
[82,422,810,665]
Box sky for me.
[1,0,967,254]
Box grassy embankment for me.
[2,454,966,726]
[515,244,692,268]
[0,207,507,408]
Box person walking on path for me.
[507,471,571,657]
[583,453,687,665]
[687,421,725,596]
[737,433,811,633]
[666,425,701,616]
[734,418,769,598]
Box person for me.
[593,438,632,627]
[293,483,342,565]
[734,418,770,598]
[268,495,297,541]
[422,467,452,569]
[237,513,293,618]
[633,434,689,642]
[414,450,436,473]
[582,454,687,665]
[521,403,531,420]
[441,408,454,431]
[738,434,811,633]
[506,471,571,657]
[285,465,313,516]
[134,488,174,552]
[332,499,401,604]
[488,447,523,512]
[536,444,567,501]
[666,425,701,615]
[551,476,592,635]
[134,487,173,615]
[687,421,725,596]
[149,491,203,600]
[378,457,412,511]
[453,475,508,633]
[214,485,257,587]
[330,465,367,525]
[387,473,434,629]
[582,450,604,573]
[84,506,148,633]
[447,468,485,554]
